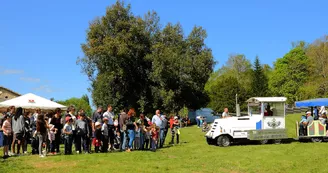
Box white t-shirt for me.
[103,111,114,125]
[222,112,229,118]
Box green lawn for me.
[1,114,328,173]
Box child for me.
[144,127,151,150]
[93,122,102,153]
[63,117,73,155]
[113,119,120,150]
[172,116,180,144]
[48,124,57,155]
[134,124,141,150]
[300,115,307,125]
[101,118,109,152]
[2,115,12,159]
[150,124,158,152]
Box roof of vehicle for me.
[295,98,328,107]
[246,97,287,103]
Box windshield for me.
[248,104,261,115]
[263,102,284,116]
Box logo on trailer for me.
[267,118,281,129]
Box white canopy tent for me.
[0,93,67,110]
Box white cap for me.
[174,116,178,119]
[95,122,101,126]
[306,111,311,114]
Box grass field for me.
[1,113,328,173]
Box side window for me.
[266,102,284,116]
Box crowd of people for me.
[0,105,181,159]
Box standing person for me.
[171,116,180,144]
[101,117,109,152]
[93,122,102,153]
[23,111,31,154]
[2,115,12,159]
[222,108,230,118]
[66,106,78,154]
[6,106,15,155]
[162,115,169,146]
[32,108,41,122]
[50,108,63,154]
[119,109,128,152]
[63,117,73,155]
[84,115,93,153]
[195,115,201,128]
[36,114,48,157]
[138,113,148,150]
[152,110,164,148]
[92,107,103,132]
[134,123,141,150]
[48,124,57,155]
[126,108,137,152]
[150,124,158,152]
[75,113,89,154]
[102,105,115,151]
[12,107,25,155]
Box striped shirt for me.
[2,120,12,136]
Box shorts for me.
[15,133,24,141]
[3,135,12,146]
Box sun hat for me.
[95,122,101,126]
[65,116,72,122]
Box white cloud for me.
[0,69,24,75]
[33,85,53,93]
[20,77,41,82]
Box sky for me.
[1,0,328,106]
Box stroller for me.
[202,121,210,132]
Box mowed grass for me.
[1,113,328,173]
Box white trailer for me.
[205,97,288,147]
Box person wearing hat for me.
[101,117,109,152]
[63,116,73,155]
[169,116,180,145]
[300,111,314,136]
[93,122,102,153]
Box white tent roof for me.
[0,93,67,110]
[246,97,287,103]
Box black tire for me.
[217,135,231,147]
[273,139,282,144]
[311,137,322,143]
[259,139,269,145]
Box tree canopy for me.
[78,1,214,114]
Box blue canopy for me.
[295,98,328,107]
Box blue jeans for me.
[196,118,200,127]
[120,130,127,151]
[151,139,157,151]
[128,129,135,149]
[158,129,165,148]
[0,131,3,147]
[64,135,73,154]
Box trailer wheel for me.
[217,135,231,147]
[273,139,282,144]
[259,139,269,145]
[311,137,322,143]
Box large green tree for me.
[251,56,269,97]
[269,47,310,104]
[57,97,92,116]
[78,1,213,114]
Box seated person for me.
[299,111,314,136]
[264,105,273,116]
[299,115,307,125]
[319,112,327,125]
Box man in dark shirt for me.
[50,108,63,153]
[92,106,103,132]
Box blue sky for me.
[1,0,327,106]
